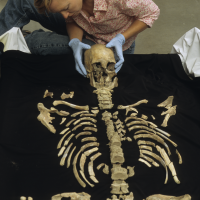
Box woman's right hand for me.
[69,38,91,77]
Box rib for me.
[134,134,171,155]
[64,134,75,146]
[90,152,102,161]
[60,117,67,125]
[140,153,159,167]
[84,147,98,157]
[80,113,97,117]
[79,170,94,187]
[139,158,151,167]
[60,143,73,166]
[176,149,182,164]
[126,121,148,127]
[139,145,152,151]
[137,140,155,147]
[76,131,92,139]
[59,127,70,135]
[67,146,76,168]
[66,119,76,127]
[81,137,97,142]
[129,125,155,133]
[74,117,97,125]
[58,146,66,157]
[83,127,98,132]
[97,163,105,170]
[72,122,96,131]
[57,131,71,149]
[80,153,86,172]
[71,111,89,117]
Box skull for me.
[84,44,117,88]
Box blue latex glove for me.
[106,34,125,73]
[69,38,91,77]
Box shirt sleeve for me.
[65,16,75,23]
[120,0,160,27]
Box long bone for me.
[140,153,159,167]
[146,194,191,200]
[76,131,92,139]
[81,137,97,142]
[140,150,168,184]
[53,100,89,111]
[67,146,76,168]
[50,107,70,116]
[66,119,76,127]
[60,143,73,166]
[176,149,182,164]
[74,117,97,125]
[83,127,98,132]
[57,131,71,149]
[118,99,148,109]
[139,158,152,167]
[156,145,180,184]
[134,134,171,155]
[126,121,148,127]
[125,107,138,115]
[161,106,177,127]
[72,122,96,131]
[137,140,155,147]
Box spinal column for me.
[102,111,131,196]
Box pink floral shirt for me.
[66,0,160,51]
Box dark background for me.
[0,43,200,200]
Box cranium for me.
[84,44,116,87]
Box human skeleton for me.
[36,44,190,200]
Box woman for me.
[0,0,160,76]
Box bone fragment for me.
[146,194,191,200]
[138,140,155,147]
[103,164,109,174]
[141,114,148,120]
[92,107,98,109]
[72,122,96,131]
[53,192,91,200]
[50,107,70,116]
[37,103,56,133]
[53,100,89,111]
[111,180,129,194]
[113,116,118,119]
[139,145,152,151]
[80,153,87,172]
[43,90,53,98]
[57,131,71,149]
[66,119,76,127]
[134,134,171,156]
[64,134,75,146]
[90,152,102,161]
[73,150,86,187]
[20,197,26,200]
[155,127,171,137]
[113,111,118,116]
[176,149,182,164]
[81,142,99,152]
[130,113,138,117]
[151,115,155,120]
[88,161,95,176]
[60,143,73,166]
[90,175,99,183]
[61,91,74,99]
[139,158,152,167]
[81,137,97,142]
[116,123,125,129]
[126,120,148,127]
[60,117,67,125]
[80,170,94,187]
[157,96,174,109]
[76,131,92,139]
[71,111,89,117]
[58,146,66,157]
[74,117,97,125]
[125,107,138,116]
[156,145,180,184]
[126,137,132,142]
[91,110,99,114]
[161,105,177,127]
[118,99,148,109]
[83,127,97,132]
[114,119,121,125]
[97,163,105,170]
[84,147,99,157]
[59,127,70,135]
[80,113,97,117]
[67,146,76,168]
[140,150,168,184]
[127,166,135,177]
[28,197,33,200]
[140,153,159,167]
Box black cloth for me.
[0,44,200,200]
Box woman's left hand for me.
[106,34,125,73]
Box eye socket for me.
[95,62,101,68]
[107,63,115,71]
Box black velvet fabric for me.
[0,43,200,200]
